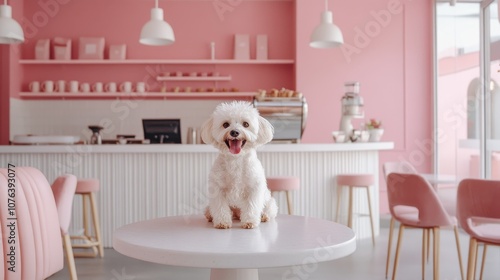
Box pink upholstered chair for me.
[51,174,78,280]
[383,161,420,278]
[0,167,64,280]
[387,173,464,280]
[457,179,500,280]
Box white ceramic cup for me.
[29,81,40,92]
[105,82,117,93]
[69,81,79,93]
[332,131,345,143]
[42,80,54,93]
[120,81,133,92]
[55,80,66,93]
[80,83,91,93]
[136,82,148,93]
[93,82,104,93]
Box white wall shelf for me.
[156,76,232,82]
[19,91,256,99]
[19,59,295,65]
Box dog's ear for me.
[256,116,274,146]
[200,116,216,145]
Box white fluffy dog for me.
[201,101,278,229]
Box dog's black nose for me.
[230,130,239,137]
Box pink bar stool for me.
[336,174,376,245]
[267,176,300,215]
[71,178,104,258]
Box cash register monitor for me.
[142,119,181,144]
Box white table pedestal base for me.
[210,268,259,280]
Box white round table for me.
[113,215,356,280]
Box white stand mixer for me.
[339,82,364,141]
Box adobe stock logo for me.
[21,0,72,42]
[340,0,404,63]
[213,0,243,21]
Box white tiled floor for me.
[48,221,500,280]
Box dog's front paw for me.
[241,215,260,229]
[214,222,232,229]
[242,222,256,229]
[261,214,270,222]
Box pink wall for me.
[296,0,433,213]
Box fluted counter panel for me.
[0,142,393,246]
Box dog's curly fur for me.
[201,101,278,229]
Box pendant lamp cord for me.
[324,0,328,11]
[155,0,158,8]
[4,0,7,5]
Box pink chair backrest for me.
[0,167,64,280]
[383,161,417,182]
[387,173,454,227]
[457,179,500,240]
[51,174,77,235]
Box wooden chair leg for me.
[63,233,78,280]
[89,192,104,257]
[453,226,464,280]
[391,224,405,280]
[385,217,395,279]
[82,194,89,237]
[479,244,487,280]
[433,227,440,280]
[347,187,354,229]
[422,228,428,280]
[365,186,375,246]
[427,229,431,262]
[474,244,479,277]
[336,185,342,223]
[285,191,293,215]
[467,237,478,280]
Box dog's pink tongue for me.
[229,140,242,154]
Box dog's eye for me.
[223,122,230,128]
[243,122,249,128]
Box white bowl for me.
[332,131,346,143]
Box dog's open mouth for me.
[225,139,246,154]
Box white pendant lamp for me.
[140,0,175,46]
[310,0,343,48]
[0,0,24,44]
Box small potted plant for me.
[365,118,384,142]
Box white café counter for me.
[0,142,393,247]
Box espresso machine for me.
[339,82,364,140]
[88,125,103,145]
